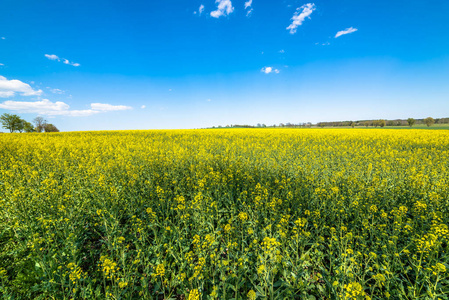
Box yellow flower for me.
[155,263,165,277]
[210,285,218,298]
[435,263,446,273]
[239,212,248,221]
[188,289,200,300]
[247,289,257,300]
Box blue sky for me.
[1,0,448,130]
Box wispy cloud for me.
[210,0,234,18]
[199,4,205,15]
[0,63,4,66]
[261,67,279,74]
[0,76,42,98]
[286,3,316,34]
[45,54,80,67]
[63,59,80,67]
[47,87,65,94]
[1,37,5,40]
[45,54,60,61]
[141,105,146,109]
[335,27,358,38]
[90,103,132,112]
[0,99,132,116]
[244,0,253,16]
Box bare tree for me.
[33,116,47,133]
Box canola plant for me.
[0,129,448,299]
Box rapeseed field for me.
[0,129,448,299]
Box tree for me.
[16,120,24,133]
[378,119,386,128]
[424,117,435,127]
[23,121,35,133]
[407,118,416,127]
[33,116,47,133]
[0,113,23,133]
[44,123,59,132]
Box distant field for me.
[1,129,448,299]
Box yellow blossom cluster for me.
[1,128,448,299]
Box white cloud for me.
[90,103,132,112]
[47,87,65,94]
[63,59,80,67]
[0,63,4,66]
[45,54,80,66]
[244,0,253,15]
[261,67,280,74]
[0,76,43,98]
[335,27,358,38]
[0,99,132,116]
[141,105,146,109]
[262,66,272,74]
[199,4,205,15]
[279,49,285,53]
[210,0,234,18]
[0,99,79,115]
[286,3,316,34]
[1,37,5,40]
[45,54,60,61]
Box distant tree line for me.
[317,117,446,128]
[213,123,314,128]
[0,113,59,133]
[209,117,447,129]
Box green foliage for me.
[44,123,59,132]
[0,114,46,133]
[425,117,435,127]
[0,113,23,133]
[23,121,35,133]
[407,118,416,127]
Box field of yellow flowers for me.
[0,129,448,299]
